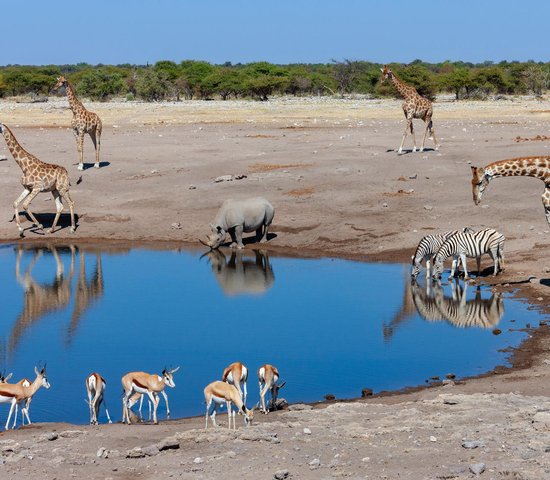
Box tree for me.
[76,69,126,101]
[522,64,549,95]
[242,62,288,101]
[331,59,360,97]
[440,68,471,100]
[135,69,174,101]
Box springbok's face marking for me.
[35,366,50,389]
[471,166,488,205]
[162,366,179,388]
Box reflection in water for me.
[66,251,104,345]
[205,249,274,296]
[385,276,505,341]
[9,245,107,355]
[11,245,76,355]
[433,281,504,329]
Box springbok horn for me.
[170,366,180,374]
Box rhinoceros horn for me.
[199,237,212,248]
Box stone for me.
[234,174,247,180]
[214,175,233,183]
[171,222,182,229]
[142,445,160,456]
[96,447,107,458]
[469,463,486,475]
[424,205,433,211]
[193,457,204,464]
[309,458,320,468]
[126,447,145,459]
[157,436,180,451]
[429,436,437,442]
[238,431,280,443]
[462,440,486,449]
[189,185,197,190]
[273,470,290,480]
[408,173,417,179]
[361,388,373,397]
[303,428,312,435]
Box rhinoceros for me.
[200,197,274,249]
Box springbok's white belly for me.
[132,384,150,395]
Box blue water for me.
[0,244,544,426]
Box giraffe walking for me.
[381,66,439,154]
[52,75,102,171]
[0,123,76,235]
[471,156,550,225]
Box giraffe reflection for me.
[10,245,76,355]
[65,248,104,345]
[204,249,274,296]
[10,245,106,355]
[385,276,504,341]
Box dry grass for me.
[285,187,315,197]
[514,134,550,142]
[248,163,312,173]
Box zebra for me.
[411,228,473,280]
[432,228,505,281]
[434,281,504,329]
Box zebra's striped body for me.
[432,228,505,280]
[411,228,472,280]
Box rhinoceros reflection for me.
[204,249,274,296]
[384,275,504,341]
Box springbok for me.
[121,367,179,425]
[258,364,285,414]
[204,380,254,430]
[86,372,112,425]
[0,366,50,430]
[222,362,248,404]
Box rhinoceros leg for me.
[260,224,269,243]
[234,225,244,249]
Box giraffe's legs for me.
[12,188,31,234]
[49,190,64,234]
[20,188,43,232]
[398,117,413,154]
[89,127,101,169]
[74,128,85,171]
[57,188,76,232]
[543,188,550,226]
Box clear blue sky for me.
[3,0,547,66]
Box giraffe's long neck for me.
[389,73,416,100]
[65,82,86,115]
[485,157,550,184]
[1,125,32,171]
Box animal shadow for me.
[386,148,436,154]
[23,212,79,235]
[74,161,110,170]
[540,278,550,288]
[242,232,277,246]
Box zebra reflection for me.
[385,278,504,340]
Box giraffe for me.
[471,156,550,225]
[0,123,76,235]
[52,75,102,171]
[380,66,439,154]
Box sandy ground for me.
[0,96,549,479]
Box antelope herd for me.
[0,362,284,430]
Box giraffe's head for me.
[470,166,489,205]
[51,75,68,92]
[380,66,393,81]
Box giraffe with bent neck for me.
[52,75,102,171]
[381,66,439,154]
[471,156,550,225]
[0,123,76,235]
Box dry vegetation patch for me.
[248,163,313,172]
[285,186,315,197]
[514,134,550,142]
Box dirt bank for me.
[0,97,549,479]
